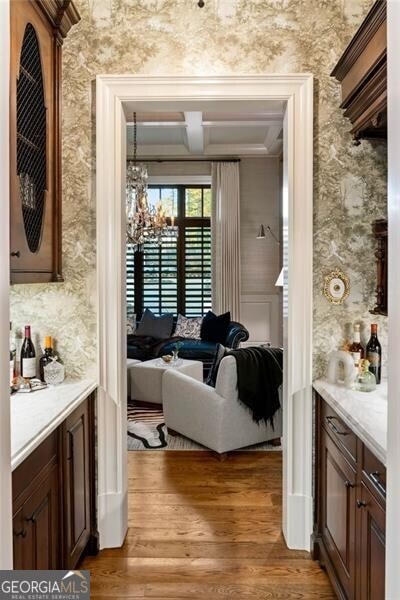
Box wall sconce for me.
[256,224,280,244]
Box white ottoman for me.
[130,358,203,404]
[127,358,141,399]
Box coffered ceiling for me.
[126,108,284,157]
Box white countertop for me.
[11,378,97,471]
[313,378,387,466]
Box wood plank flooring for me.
[83,451,334,599]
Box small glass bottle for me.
[355,359,376,392]
[349,323,364,368]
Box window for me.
[127,185,212,318]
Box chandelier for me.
[126,112,177,249]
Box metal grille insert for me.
[17,23,47,253]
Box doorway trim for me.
[96,75,314,550]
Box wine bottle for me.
[39,336,54,382]
[20,325,36,379]
[366,323,382,384]
[349,323,364,367]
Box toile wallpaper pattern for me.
[10,0,387,379]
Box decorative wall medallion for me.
[323,269,350,305]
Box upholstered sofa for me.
[162,354,282,454]
[127,318,249,375]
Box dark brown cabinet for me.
[12,395,97,570]
[313,394,386,600]
[62,399,96,568]
[370,219,388,316]
[358,482,386,600]
[13,465,60,569]
[320,430,356,599]
[10,0,80,283]
[331,1,386,143]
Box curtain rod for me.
[132,158,241,163]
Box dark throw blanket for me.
[227,346,283,427]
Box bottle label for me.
[22,357,36,378]
[367,351,381,367]
[351,351,361,367]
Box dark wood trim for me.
[331,0,387,142]
[370,218,388,315]
[331,1,386,80]
[84,393,100,558]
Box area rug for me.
[127,402,282,451]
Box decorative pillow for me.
[135,308,174,339]
[174,314,203,340]
[201,311,231,344]
[206,343,228,388]
[127,310,136,335]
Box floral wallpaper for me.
[10,0,387,379]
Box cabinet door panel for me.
[358,482,385,600]
[321,430,356,599]
[63,399,91,567]
[10,1,55,280]
[13,464,59,569]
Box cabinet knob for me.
[344,480,355,488]
[11,251,21,258]
[356,499,367,508]
[14,529,27,538]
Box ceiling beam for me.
[184,111,204,154]
[203,119,282,128]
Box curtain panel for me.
[211,162,241,321]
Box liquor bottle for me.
[20,325,36,379]
[366,324,382,384]
[349,323,364,367]
[39,336,54,382]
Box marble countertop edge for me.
[313,378,387,466]
[11,378,98,471]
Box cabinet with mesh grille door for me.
[10,1,80,284]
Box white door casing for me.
[96,75,313,550]
[0,0,13,570]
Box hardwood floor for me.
[82,451,334,599]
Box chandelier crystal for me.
[126,112,177,249]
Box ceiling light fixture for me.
[126,113,177,249]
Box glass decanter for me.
[43,356,65,385]
[354,359,376,392]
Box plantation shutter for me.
[184,225,212,316]
[142,237,178,315]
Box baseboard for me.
[98,490,128,549]
[283,492,313,550]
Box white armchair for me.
[162,355,282,454]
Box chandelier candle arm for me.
[126,112,177,248]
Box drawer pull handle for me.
[344,480,355,488]
[326,416,350,436]
[14,529,27,538]
[357,499,367,508]
[11,251,20,258]
[369,471,386,496]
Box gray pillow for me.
[135,308,174,339]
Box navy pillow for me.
[135,308,174,339]
[201,311,231,344]
[206,343,228,387]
